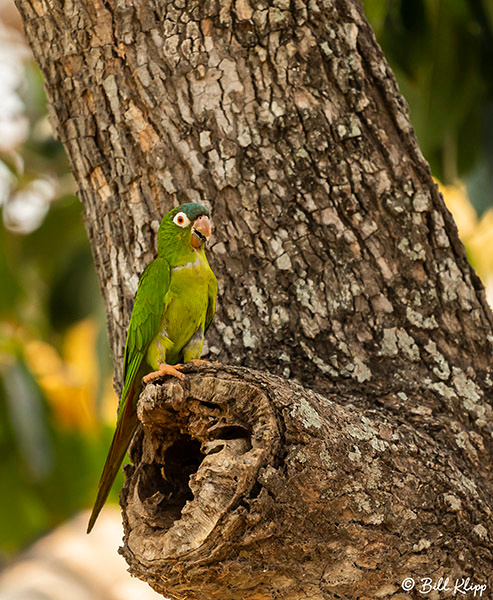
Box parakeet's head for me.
[158,202,212,256]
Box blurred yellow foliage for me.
[440,181,493,303]
[101,375,120,425]
[439,181,478,238]
[24,318,118,431]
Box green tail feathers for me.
[87,391,138,533]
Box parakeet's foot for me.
[143,363,186,383]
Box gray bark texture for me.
[14,0,493,598]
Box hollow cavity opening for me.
[140,434,205,529]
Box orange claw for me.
[143,363,186,383]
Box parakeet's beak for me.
[191,215,211,248]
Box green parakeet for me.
[87,202,217,533]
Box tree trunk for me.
[15,0,493,598]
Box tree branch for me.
[120,365,492,599]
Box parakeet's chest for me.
[157,253,212,344]
[167,255,211,317]
[169,254,212,297]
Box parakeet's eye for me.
[173,212,190,228]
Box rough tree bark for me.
[15,0,493,598]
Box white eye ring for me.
[173,212,190,228]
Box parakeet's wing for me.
[121,256,171,409]
[204,271,218,332]
[87,257,170,533]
